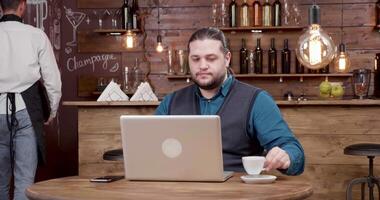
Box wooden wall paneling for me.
[303,0,377,4]
[141,0,211,8]
[78,31,145,53]
[144,7,212,30]
[80,162,124,176]
[299,134,380,165]
[283,107,380,135]
[78,106,156,176]
[345,27,380,49]
[78,107,155,133]
[79,133,121,164]
[77,0,123,8]
[299,164,380,200]
[343,3,376,26]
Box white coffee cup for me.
[242,156,266,175]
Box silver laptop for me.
[120,115,233,182]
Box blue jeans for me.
[0,109,38,200]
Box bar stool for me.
[344,143,380,200]
[102,148,123,161]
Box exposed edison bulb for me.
[124,30,134,49]
[295,5,336,70]
[156,42,164,52]
[156,35,164,52]
[334,43,351,73]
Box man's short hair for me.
[0,0,24,11]
[187,27,229,54]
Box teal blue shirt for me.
[155,76,305,175]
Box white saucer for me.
[240,175,277,184]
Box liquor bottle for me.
[248,50,255,73]
[255,38,263,74]
[376,0,380,27]
[272,0,281,26]
[252,0,262,26]
[262,0,272,27]
[229,0,237,27]
[281,39,291,73]
[131,0,140,29]
[240,0,250,27]
[295,56,304,74]
[122,0,131,29]
[374,53,380,98]
[268,38,277,74]
[319,65,330,74]
[308,69,318,74]
[240,39,248,74]
[133,58,143,91]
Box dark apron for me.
[21,81,50,165]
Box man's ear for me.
[17,1,27,17]
[225,51,231,68]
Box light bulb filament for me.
[309,36,322,65]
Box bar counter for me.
[63,99,380,200]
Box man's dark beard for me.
[191,73,225,90]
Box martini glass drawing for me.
[64,6,86,47]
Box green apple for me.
[319,81,332,94]
[319,92,330,99]
[331,85,344,97]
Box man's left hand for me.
[263,146,290,172]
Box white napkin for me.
[97,80,129,102]
[130,82,158,101]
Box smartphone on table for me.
[89,175,124,183]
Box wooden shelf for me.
[167,73,352,83]
[93,29,141,35]
[167,73,352,79]
[219,26,304,33]
[234,73,353,78]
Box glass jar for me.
[167,49,175,75]
[352,69,371,99]
[176,50,188,75]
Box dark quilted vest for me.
[169,79,263,171]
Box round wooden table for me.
[26,173,313,200]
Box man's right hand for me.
[44,116,54,125]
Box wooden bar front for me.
[64,100,380,200]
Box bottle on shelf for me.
[295,56,304,74]
[308,69,318,74]
[254,38,263,74]
[248,50,255,74]
[229,0,237,27]
[319,64,330,74]
[281,39,291,74]
[268,38,277,74]
[240,39,248,74]
[374,53,380,98]
[122,0,132,29]
[131,0,140,29]
[262,0,272,27]
[252,0,262,27]
[240,0,250,27]
[133,58,143,92]
[272,0,281,27]
[123,66,130,93]
[376,0,380,27]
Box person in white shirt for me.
[0,0,62,199]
